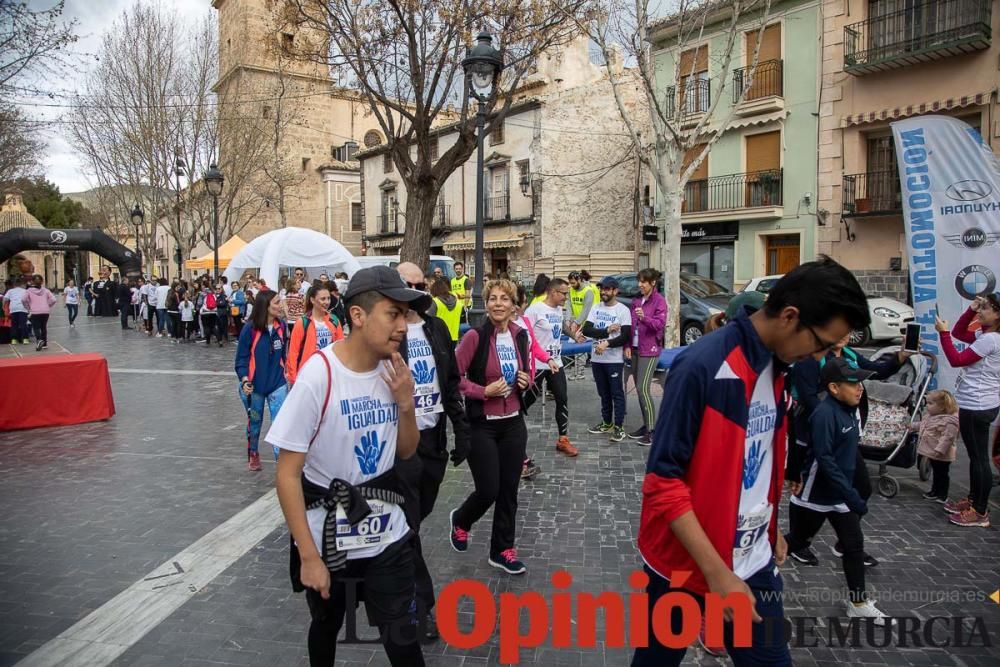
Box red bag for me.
[206,293,217,310]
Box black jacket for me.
[399,314,470,460]
[797,395,867,514]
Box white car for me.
[740,274,913,346]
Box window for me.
[429,136,439,162]
[380,190,397,233]
[281,33,294,51]
[490,119,504,145]
[364,130,382,147]
[301,157,310,171]
[351,203,363,231]
[383,153,393,173]
[516,159,530,192]
[679,46,709,114]
[262,105,271,119]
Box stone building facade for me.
[357,36,640,283]
[816,0,999,301]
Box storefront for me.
[679,221,738,290]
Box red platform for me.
[0,353,115,431]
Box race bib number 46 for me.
[413,385,443,416]
[335,500,396,551]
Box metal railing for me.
[733,59,784,102]
[434,204,451,227]
[844,0,992,71]
[842,171,902,216]
[682,168,783,214]
[666,77,711,117]
[377,212,399,234]
[484,193,509,220]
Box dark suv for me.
[605,271,735,345]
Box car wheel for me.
[682,322,704,346]
[849,326,871,346]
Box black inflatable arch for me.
[0,227,141,279]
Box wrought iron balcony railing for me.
[682,168,783,214]
[733,59,784,102]
[666,78,711,118]
[434,204,451,227]
[376,212,399,234]
[842,171,902,216]
[484,193,509,221]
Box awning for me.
[727,109,788,130]
[443,236,525,251]
[366,237,403,249]
[185,235,247,270]
[430,233,448,247]
[843,91,993,127]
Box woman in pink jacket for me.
[23,274,57,351]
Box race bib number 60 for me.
[335,500,396,550]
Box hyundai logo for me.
[49,230,67,244]
[945,180,993,202]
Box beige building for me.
[212,0,400,253]
[817,0,999,300]
[357,37,640,282]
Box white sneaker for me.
[845,599,888,626]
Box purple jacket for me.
[630,289,667,357]
[456,320,529,419]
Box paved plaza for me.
[1,315,998,666]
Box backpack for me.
[206,293,217,310]
[294,314,342,370]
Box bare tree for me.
[0,104,43,182]
[0,0,78,94]
[286,0,589,268]
[568,0,772,343]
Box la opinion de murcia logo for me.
[49,230,67,244]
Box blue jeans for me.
[66,304,78,325]
[156,308,167,334]
[592,362,626,426]
[239,383,288,460]
[631,561,791,666]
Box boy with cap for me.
[785,356,889,624]
[267,265,430,665]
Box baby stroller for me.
[858,348,937,498]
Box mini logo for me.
[945,180,993,202]
[49,230,67,244]
[943,228,1000,250]
[954,265,997,300]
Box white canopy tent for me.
[222,227,361,289]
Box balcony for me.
[666,78,711,127]
[376,212,399,234]
[434,204,451,228]
[681,168,783,223]
[844,0,992,75]
[842,171,902,216]
[732,59,784,115]
[484,193,509,221]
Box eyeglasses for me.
[407,281,426,291]
[805,324,841,353]
[555,290,569,297]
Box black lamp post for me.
[175,153,184,279]
[130,202,144,274]
[203,163,225,282]
[461,31,504,326]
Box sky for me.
[22,0,211,195]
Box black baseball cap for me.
[344,266,431,312]
[821,357,876,385]
[599,276,620,289]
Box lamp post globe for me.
[461,31,504,325]
[203,163,225,281]
[130,203,144,270]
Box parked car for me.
[606,271,734,345]
[353,254,456,278]
[740,274,914,346]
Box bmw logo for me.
[954,265,997,300]
[945,180,993,202]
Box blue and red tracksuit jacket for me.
[638,314,789,595]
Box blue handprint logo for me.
[501,362,516,385]
[742,439,766,489]
[355,430,386,475]
[412,359,436,385]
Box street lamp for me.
[461,31,504,326]
[203,163,225,281]
[130,202,144,274]
[175,153,184,279]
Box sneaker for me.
[831,543,879,567]
[627,426,648,440]
[922,490,941,500]
[248,452,262,472]
[789,545,819,566]
[488,548,527,575]
[949,507,990,527]
[931,495,947,504]
[588,421,612,434]
[521,460,540,480]
[637,434,652,447]
[556,436,578,457]
[697,618,728,657]
[845,599,888,626]
[449,509,468,552]
[423,610,439,640]
[609,426,626,442]
[35,340,43,351]
[943,498,971,514]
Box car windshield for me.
[680,273,731,298]
[756,278,780,293]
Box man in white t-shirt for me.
[267,265,430,665]
[154,280,171,336]
[523,277,575,456]
[582,277,633,442]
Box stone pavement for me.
[0,314,998,666]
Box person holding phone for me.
[935,293,1000,528]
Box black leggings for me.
[169,312,182,339]
[29,314,49,344]
[523,369,568,436]
[958,406,999,514]
[786,503,866,603]
[929,459,951,499]
[454,416,527,556]
[201,313,218,344]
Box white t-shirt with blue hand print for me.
[266,344,409,560]
[733,360,776,580]
[495,331,519,386]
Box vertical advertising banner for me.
[891,115,1000,391]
